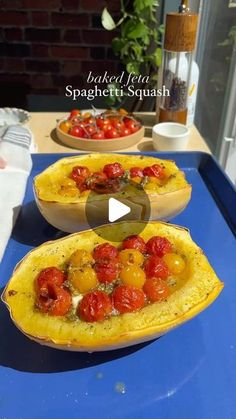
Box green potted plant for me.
[101,0,163,110]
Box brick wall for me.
[0,0,121,107]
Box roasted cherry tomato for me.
[37,284,71,316]
[146,236,173,257]
[122,235,146,253]
[120,265,146,288]
[69,125,85,138]
[70,166,90,192]
[69,249,94,267]
[118,249,144,266]
[130,167,144,178]
[69,109,80,120]
[144,255,169,280]
[36,267,66,294]
[105,128,119,139]
[88,171,107,189]
[59,120,72,133]
[112,285,145,313]
[143,278,169,302]
[69,267,98,294]
[91,178,121,194]
[103,162,125,178]
[91,131,105,140]
[93,243,119,262]
[71,166,90,180]
[163,253,186,275]
[125,118,141,133]
[95,260,119,283]
[78,290,112,322]
[143,164,165,179]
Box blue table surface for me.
[0,152,235,419]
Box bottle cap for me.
[164,12,198,52]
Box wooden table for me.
[29,112,211,154]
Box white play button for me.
[108,198,131,223]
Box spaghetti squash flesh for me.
[3,222,223,350]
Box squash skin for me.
[33,154,192,233]
[2,221,223,352]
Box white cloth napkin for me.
[0,125,32,262]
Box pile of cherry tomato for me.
[58,109,142,140]
[35,234,186,322]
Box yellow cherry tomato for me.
[68,267,98,293]
[131,176,142,185]
[69,249,94,267]
[58,186,78,197]
[119,249,144,266]
[148,176,163,185]
[119,108,128,116]
[60,178,77,188]
[59,120,72,133]
[82,112,92,119]
[58,177,78,197]
[163,253,186,275]
[120,265,146,288]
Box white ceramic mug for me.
[152,122,190,151]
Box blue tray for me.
[0,152,235,419]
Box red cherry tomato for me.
[143,278,169,302]
[69,109,80,120]
[112,285,145,313]
[125,119,141,133]
[105,128,119,139]
[85,117,96,125]
[146,236,173,257]
[130,167,144,178]
[119,127,131,137]
[91,178,121,194]
[95,260,119,283]
[143,164,165,179]
[85,125,97,137]
[122,235,146,253]
[91,131,105,140]
[78,290,112,322]
[93,243,119,261]
[103,124,113,133]
[70,166,90,188]
[111,118,125,131]
[103,162,125,179]
[70,166,90,192]
[144,255,169,280]
[37,284,72,316]
[69,125,85,138]
[96,118,110,130]
[88,171,107,190]
[36,267,66,293]
[71,166,90,180]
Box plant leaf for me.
[101,8,116,31]
[112,37,125,54]
[122,20,149,40]
[126,62,140,75]
[153,47,162,67]
[134,0,158,12]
